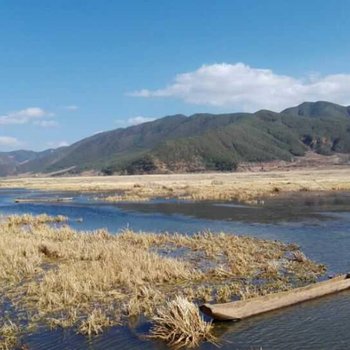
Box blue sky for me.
[0,0,350,151]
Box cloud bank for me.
[0,136,21,147]
[129,63,350,111]
[127,116,155,125]
[0,107,57,127]
[46,140,69,148]
[34,120,59,128]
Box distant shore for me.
[1,167,350,203]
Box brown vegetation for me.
[0,214,326,348]
[0,321,20,350]
[3,213,67,227]
[1,167,350,203]
[149,297,216,348]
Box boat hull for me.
[200,274,350,321]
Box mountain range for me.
[1,101,350,176]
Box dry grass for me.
[0,321,20,350]
[2,213,67,227]
[149,296,216,349]
[78,308,117,336]
[0,214,326,348]
[1,167,350,203]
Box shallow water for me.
[1,188,350,349]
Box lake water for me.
[1,188,350,349]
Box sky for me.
[0,0,350,151]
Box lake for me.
[1,188,350,349]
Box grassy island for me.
[0,214,325,348]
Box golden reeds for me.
[78,309,117,336]
[0,321,20,350]
[149,296,216,349]
[4,213,67,227]
[0,214,326,348]
[1,167,350,203]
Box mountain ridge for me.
[1,101,350,176]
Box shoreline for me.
[1,167,350,203]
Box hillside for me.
[1,101,350,176]
[0,150,47,176]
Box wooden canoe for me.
[200,274,350,321]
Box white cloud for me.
[34,120,59,128]
[57,141,69,147]
[114,116,156,127]
[127,116,155,125]
[46,140,69,148]
[129,63,350,111]
[0,136,21,147]
[0,107,54,125]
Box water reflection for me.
[116,192,350,223]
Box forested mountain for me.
[1,101,350,176]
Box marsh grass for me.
[0,214,326,348]
[2,168,350,203]
[3,214,67,227]
[96,172,350,203]
[0,321,20,350]
[78,308,118,336]
[149,297,216,349]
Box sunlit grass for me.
[0,214,326,348]
[149,296,216,348]
[0,321,20,350]
[1,167,350,203]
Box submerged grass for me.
[78,308,117,336]
[0,214,326,348]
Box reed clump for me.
[78,308,118,336]
[0,214,326,348]
[0,321,20,350]
[3,214,67,227]
[149,296,216,349]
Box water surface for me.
[1,189,350,349]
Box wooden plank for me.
[200,274,350,321]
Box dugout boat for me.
[200,274,350,321]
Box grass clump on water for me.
[149,296,216,348]
[0,321,20,350]
[0,214,326,348]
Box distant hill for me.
[0,150,43,176]
[1,101,350,176]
